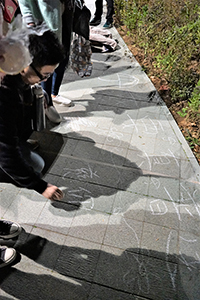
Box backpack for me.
[1,0,18,23]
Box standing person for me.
[0,30,65,201]
[18,0,75,123]
[89,0,114,28]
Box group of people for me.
[18,0,75,123]
[0,0,75,269]
[0,0,116,269]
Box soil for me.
[116,25,200,164]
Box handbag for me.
[1,0,18,23]
[73,0,91,40]
[71,34,93,77]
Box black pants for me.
[94,0,114,23]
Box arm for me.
[18,0,63,41]
[18,0,40,26]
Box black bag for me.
[73,0,91,40]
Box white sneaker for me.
[45,106,62,123]
[52,95,72,106]
[0,246,17,268]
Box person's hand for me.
[27,22,36,27]
[42,183,64,201]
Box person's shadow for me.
[29,124,186,215]
[0,224,198,300]
[32,130,148,213]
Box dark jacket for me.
[0,74,47,194]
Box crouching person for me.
[0,30,64,201]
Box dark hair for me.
[28,30,65,68]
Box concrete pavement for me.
[0,3,200,299]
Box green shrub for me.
[189,79,200,111]
[114,0,200,103]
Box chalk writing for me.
[123,251,150,294]
[137,151,152,170]
[123,114,139,133]
[166,231,177,290]
[179,236,200,271]
[180,183,200,218]
[55,117,98,132]
[162,136,176,145]
[63,165,99,180]
[67,187,91,198]
[138,150,180,171]
[150,177,161,189]
[140,116,164,135]
[149,178,200,226]
[81,197,95,210]
[123,217,140,247]
[150,199,168,215]
[106,127,124,147]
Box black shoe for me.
[103,21,112,28]
[0,220,22,239]
[90,17,101,26]
[0,246,17,268]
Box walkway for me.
[0,2,200,299]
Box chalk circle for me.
[98,74,139,86]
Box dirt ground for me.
[116,25,200,164]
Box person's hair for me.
[28,30,65,68]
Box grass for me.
[114,0,200,108]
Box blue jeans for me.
[0,142,44,186]
[41,58,68,106]
[21,142,44,174]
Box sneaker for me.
[90,17,101,26]
[103,21,112,28]
[102,45,110,53]
[52,95,72,107]
[45,106,62,123]
[0,246,17,268]
[0,220,22,239]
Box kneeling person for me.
[0,30,64,200]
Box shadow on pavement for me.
[32,129,184,213]
[59,88,160,121]
[0,228,198,300]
